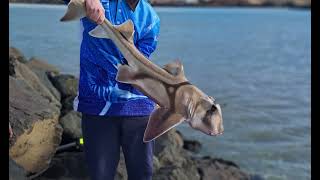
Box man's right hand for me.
[85,0,105,24]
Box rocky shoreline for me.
[9,47,264,180]
[8,0,311,8]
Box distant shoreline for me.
[8,1,310,9]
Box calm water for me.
[9,4,310,180]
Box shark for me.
[60,0,224,142]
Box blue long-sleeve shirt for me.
[65,0,160,116]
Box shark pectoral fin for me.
[116,65,136,84]
[114,20,134,43]
[163,60,185,77]
[89,25,110,39]
[60,0,86,22]
[143,108,185,142]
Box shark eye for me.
[210,105,217,111]
[205,107,214,117]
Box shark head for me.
[188,95,224,136]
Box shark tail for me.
[143,107,185,142]
[60,0,86,22]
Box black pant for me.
[81,114,154,180]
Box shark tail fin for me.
[163,59,186,80]
[60,0,86,22]
[143,107,185,142]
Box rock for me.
[51,74,78,99]
[153,154,201,180]
[153,156,161,172]
[26,58,61,102]
[183,139,202,153]
[34,150,140,180]
[9,158,27,180]
[31,69,61,102]
[61,95,76,116]
[60,111,82,144]
[154,129,185,167]
[11,56,61,109]
[9,76,63,173]
[33,152,90,180]
[31,126,256,180]
[177,128,202,153]
[154,129,183,155]
[154,129,185,166]
[9,55,63,173]
[195,156,251,180]
[154,166,189,180]
[9,47,27,63]
[26,57,60,75]
[9,53,18,76]
[115,149,161,180]
[153,129,201,180]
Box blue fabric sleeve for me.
[136,19,160,58]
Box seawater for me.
[9,4,311,180]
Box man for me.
[63,0,160,179]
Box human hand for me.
[85,0,105,24]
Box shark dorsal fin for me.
[89,25,109,39]
[114,20,134,43]
[88,20,135,42]
[163,60,185,77]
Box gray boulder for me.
[25,57,61,101]
[9,55,63,173]
[11,57,61,109]
[50,74,78,99]
[154,129,184,166]
[9,76,63,173]
[195,156,251,180]
[183,139,202,153]
[61,95,76,116]
[60,111,82,143]
[34,152,90,180]
[176,130,202,153]
[26,58,61,102]
[26,57,60,74]
[153,129,201,180]
[9,47,27,63]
